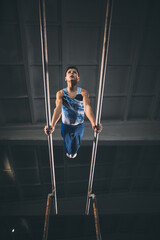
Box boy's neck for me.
[67,82,78,92]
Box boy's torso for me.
[62,87,84,125]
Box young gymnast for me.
[44,66,102,158]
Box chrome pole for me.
[39,0,58,214]
[85,0,113,215]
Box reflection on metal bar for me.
[43,193,53,240]
[85,0,113,215]
[90,194,102,240]
[39,0,58,215]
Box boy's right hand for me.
[44,125,55,136]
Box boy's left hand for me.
[92,123,103,134]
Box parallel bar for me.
[85,0,113,215]
[91,194,102,240]
[39,0,58,214]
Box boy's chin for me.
[67,79,78,83]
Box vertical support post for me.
[39,0,58,215]
[91,194,102,240]
[43,194,53,240]
[85,0,113,215]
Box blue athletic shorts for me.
[61,122,84,155]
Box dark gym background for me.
[0,0,160,239]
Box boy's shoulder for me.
[56,89,63,98]
[81,89,89,97]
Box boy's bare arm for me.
[82,89,102,133]
[51,90,63,127]
[44,90,63,136]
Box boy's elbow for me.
[54,105,62,114]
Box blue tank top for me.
[62,87,84,125]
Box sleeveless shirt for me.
[62,87,84,125]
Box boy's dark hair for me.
[65,66,80,76]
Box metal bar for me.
[85,0,113,215]
[90,194,102,240]
[39,0,58,214]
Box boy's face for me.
[65,68,80,82]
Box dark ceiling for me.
[0,0,160,239]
